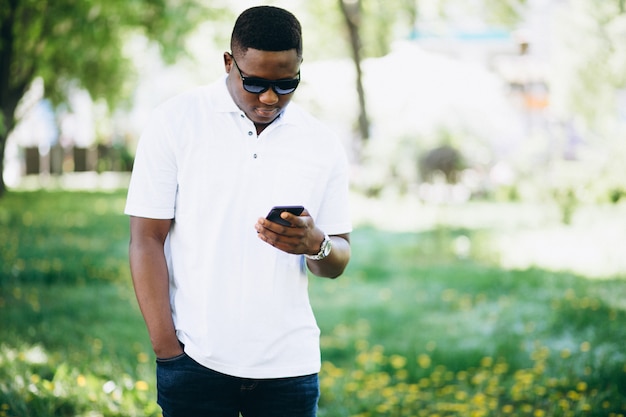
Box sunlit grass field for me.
[1,190,625,417]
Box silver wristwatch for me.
[305,234,332,261]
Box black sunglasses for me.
[229,53,300,95]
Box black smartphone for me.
[266,205,305,226]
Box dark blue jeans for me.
[156,352,320,417]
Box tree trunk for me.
[0,0,27,197]
[0,135,5,197]
[0,103,18,197]
[0,0,16,197]
[338,0,370,148]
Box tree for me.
[307,0,526,154]
[0,0,221,197]
[338,0,370,145]
[550,0,626,130]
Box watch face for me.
[322,237,332,256]
[305,235,332,260]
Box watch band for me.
[305,234,332,261]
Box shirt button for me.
[253,153,258,159]
[248,131,253,136]
[240,114,245,118]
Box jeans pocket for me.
[156,352,187,364]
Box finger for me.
[283,211,313,229]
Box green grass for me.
[1,190,625,416]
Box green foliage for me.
[0,0,226,195]
[1,191,626,416]
[305,0,527,60]
[304,0,418,60]
[550,1,626,130]
[5,0,219,109]
[479,0,528,27]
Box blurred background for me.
[1,0,626,416]
[4,0,626,274]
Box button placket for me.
[238,113,259,159]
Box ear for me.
[223,52,233,73]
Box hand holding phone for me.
[265,205,305,226]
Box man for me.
[125,6,352,417]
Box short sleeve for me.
[314,139,352,235]
[124,108,178,219]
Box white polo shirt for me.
[125,77,352,378]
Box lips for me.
[254,107,279,119]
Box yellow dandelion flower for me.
[577,381,588,392]
[480,357,493,368]
[355,339,369,352]
[418,378,430,388]
[502,404,514,414]
[352,370,364,380]
[417,354,431,369]
[390,354,407,369]
[567,390,580,401]
[494,362,509,375]
[382,387,395,398]
[534,410,546,417]
[560,349,571,359]
[135,380,149,391]
[489,398,499,410]
[455,390,468,401]
[396,369,408,380]
[77,374,87,387]
[471,392,485,405]
[137,352,150,363]
[345,382,359,393]
[580,341,591,352]
[531,346,550,361]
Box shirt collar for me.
[213,75,297,127]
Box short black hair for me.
[230,6,302,58]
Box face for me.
[224,48,302,133]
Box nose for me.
[258,88,279,105]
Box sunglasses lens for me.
[273,80,299,95]
[243,80,270,94]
